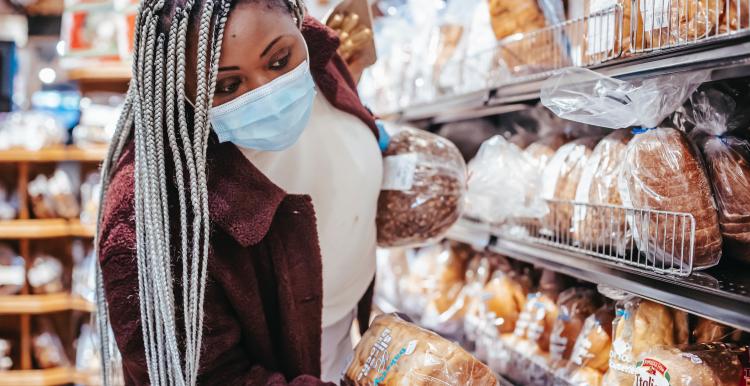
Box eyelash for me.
[215,51,291,95]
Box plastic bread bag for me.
[524,133,568,170]
[540,136,601,238]
[0,338,11,370]
[76,324,102,373]
[80,171,101,225]
[0,243,25,295]
[618,126,723,270]
[720,0,750,32]
[572,129,633,253]
[462,253,513,343]
[72,240,96,303]
[432,0,483,97]
[586,0,644,59]
[689,89,750,264]
[377,124,467,247]
[33,319,70,369]
[375,248,409,310]
[555,301,616,384]
[398,243,445,318]
[541,68,709,131]
[633,342,744,386]
[420,243,474,337]
[548,287,602,366]
[342,313,499,386]
[48,168,80,219]
[27,255,65,295]
[465,135,547,223]
[28,175,57,219]
[0,183,18,220]
[604,297,678,385]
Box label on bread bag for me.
[633,358,671,386]
[382,154,417,191]
[640,0,670,29]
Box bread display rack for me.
[0,146,105,385]
[384,0,750,333]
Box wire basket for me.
[631,0,750,53]
[496,200,696,276]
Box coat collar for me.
[207,139,287,247]
[301,16,340,73]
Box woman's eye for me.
[216,79,240,94]
[269,53,290,71]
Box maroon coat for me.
[98,17,377,386]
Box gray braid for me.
[94,0,305,384]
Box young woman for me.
[95,0,382,384]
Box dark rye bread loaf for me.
[618,127,722,269]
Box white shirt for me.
[240,91,382,327]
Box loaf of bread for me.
[476,269,530,334]
[487,0,546,40]
[542,136,601,238]
[694,133,750,264]
[642,0,725,48]
[377,126,466,247]
[605,298,677,385]
[569,366,603,386]
[343,314,498,386]
[633,343,743,386]
[619,127,722,269]
[693,317,746,343]
[720,0,749,32]
[549,288,601,364]
[569,303,615,373]
[573,129,632,251]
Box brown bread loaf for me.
[549,288,601,364]
[618,127,722,269]
[343,314,498,386]
[633,343,743,386]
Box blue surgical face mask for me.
[208,57,316,151]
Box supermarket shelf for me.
[0,146,108,163]
[445,217,750,330]
[67,63,131,82]
[0,293,95,314]
[389,34,750,123]
[0,367,98,386]
[0,219,96,239]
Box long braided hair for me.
[94,0,305,384]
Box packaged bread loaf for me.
[693,317,745,344]
[421,244,473,336]
[633,343,744,386]
[586,0,644,59]
[375,248,409,309]
[524,133,568,170]
[558,302,616,385]
[690,90,750,264]
[343,313,499,386]
[573,129,632,252]
[512,271,571,356]
[541,136,601,238]
[549,288,601,365]
[640,0,725,48]
[377,125,466,247]
[619,126,722,269]
[720,0,750,32]
[604,298,677,385]
[0,243,24,295]
[473,268,531,335]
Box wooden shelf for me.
[0,293,95,314]
[0,219,96,239]
[0,146,108,163]
[67,64,131,83]
[0,367,99,386]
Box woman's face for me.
[186,3,306,107]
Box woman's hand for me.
[326,11,373,84]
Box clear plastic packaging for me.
[420,244,472,337]
[619,126,723,269]
[548,288,601,365]
[436,118,499,161]
[0,112,66,151]
[377,125,467,247]
[540,67,709,130]
[572,129,633,252]
[374,247,409,310]
[721,0,750,32]
[0,183,18,220]
[465,135,547,223]
[80,171,101,225]
[76,324,101,373]
[639,0,725,48]
[633,343,743,386]
[343,313,499,386]
[32,320,70,369]
[27,255,64,295]
[565,302,616,377]
[0,338,11,370]
[541,136,601,237]
[512,271,570,357]
[604,298,678,385]
[524,133,568,170]
[586,0,643,59]
[487,0,547,40]
[690,90,750,264]
[72,240,96,303]
[28,169,81,220]
[0,243,24,295]
[693,317,746,344]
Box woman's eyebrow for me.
[261,35,285,57]
[218,66,240,72]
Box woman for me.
[95,0,382,384]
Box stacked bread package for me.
[619,126,723,269]
[541,136,601,238]
[573,129,633,253]
[633,343,744,386]
[343,313,499,386]
[690,90,750,264]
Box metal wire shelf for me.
[495,199,697,277]
[631,0,750,53]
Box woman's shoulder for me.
[98,140,137,261]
